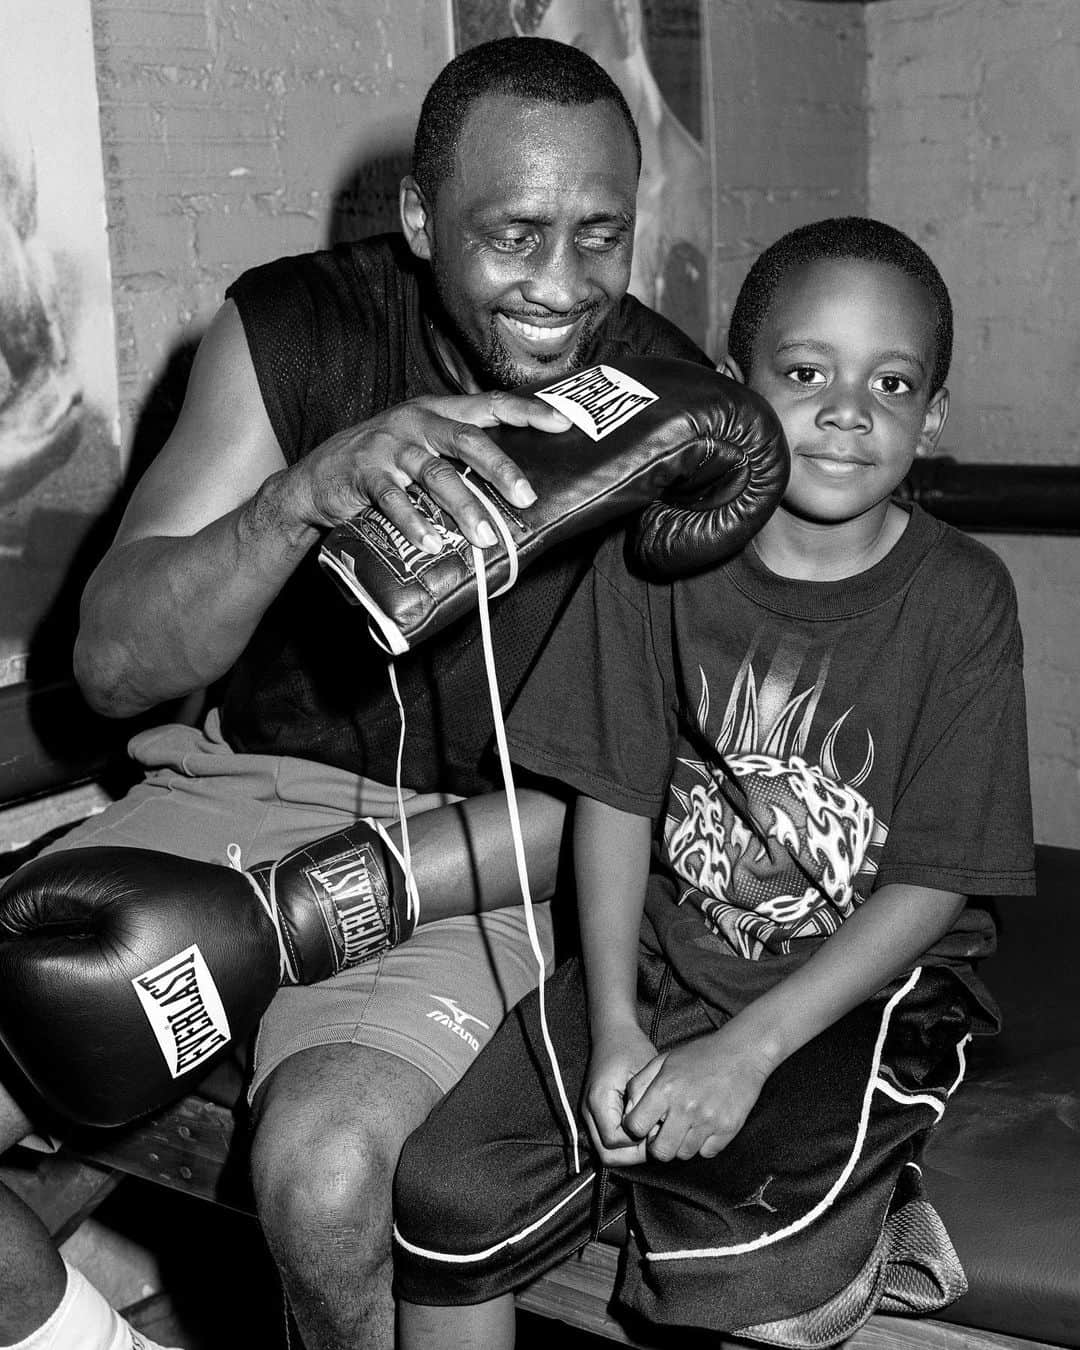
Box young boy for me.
[391,217,1037,1346]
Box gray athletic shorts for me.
[39,709,553,1100]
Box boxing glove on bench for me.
[319,356,788,653]
[0,819,414,1129]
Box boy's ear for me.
[400,176,433,261]
[916,386,950,458]
[718,353,746,384]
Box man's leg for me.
[245,889,553,1350]
[0,1086,67,1344]
[0,1081,183,1350]
[250,1044,440,1350]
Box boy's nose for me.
[817,383,872,432]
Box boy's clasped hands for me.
[585,1015,774,1164]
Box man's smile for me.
[496,310,587,353]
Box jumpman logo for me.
[734,1175,778,1213]
[429,996,490,1031]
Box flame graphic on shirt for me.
[664,648,888,958]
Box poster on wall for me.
[452,0,713,354]
[0,0,121,690]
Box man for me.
[0,36,709,1350]
[511,0,712,349]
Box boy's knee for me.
[394,1120,502,1254]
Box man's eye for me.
[490,233,534,253]
[873,373,914,395]
[577,230,623,253]
[786,366,824,387]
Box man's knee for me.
[249,1044,443,1264]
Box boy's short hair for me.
[412,37,642,205]
[727,216,954,395]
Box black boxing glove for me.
[0,819,415,1129]
[319,356,788,653]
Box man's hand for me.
[297,391,572,552]
[583,1021,660,1166]
[621,1020,775,1163]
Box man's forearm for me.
[403,789,569,922]
[75,469,322,718]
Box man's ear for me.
[400,176,434,262]
[916,386,949,458]
[718,352,746,384]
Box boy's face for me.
[744,257,948,527]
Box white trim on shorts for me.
[393,1171,596,1265]
[644,967,969,1263]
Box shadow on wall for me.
[325,149,412,248]
[6,339,203,801]
[12,139,410,792]
[25,338,202,689]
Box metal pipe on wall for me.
[898,458,1080,534]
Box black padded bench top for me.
[923,845,1080,1346]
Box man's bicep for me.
[113,299,288,545]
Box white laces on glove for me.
[226,842,299,985]
[364,494,580,1174]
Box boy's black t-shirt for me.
[217,233,711,796]
[506,506,1036,1018]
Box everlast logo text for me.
[309,850,386,968]
[536,364,658,441]
[351,487,471,585]
[132,945,231,1079]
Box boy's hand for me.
[622,1021,775,1162]
[584,1022,659,1166]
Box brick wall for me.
[706,0,866,352]
[91,0,449,455]
[867,0,1080,845]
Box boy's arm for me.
[574,797,659,1164]
[623,883,965,1163]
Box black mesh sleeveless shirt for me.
[219,234,711,797]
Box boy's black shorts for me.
[393,952,974,1344]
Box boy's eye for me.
[872,373,914,395]
[786,365,825,387]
